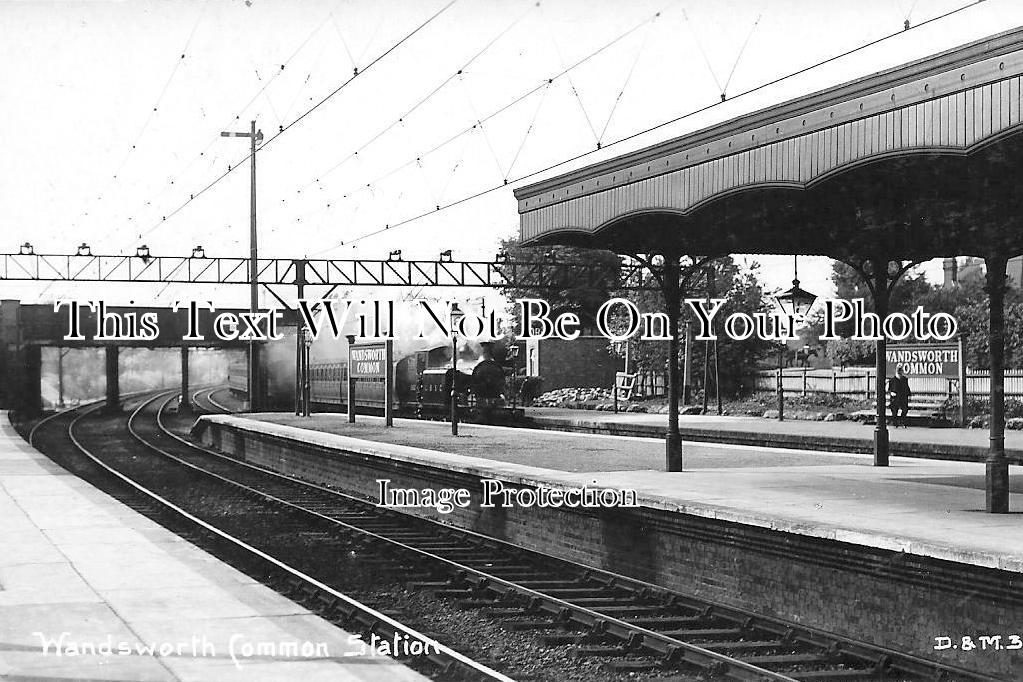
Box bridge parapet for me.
[5,302,297,349]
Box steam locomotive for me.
[228,340,524,423]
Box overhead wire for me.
[505,80,551,181]
[542,4,601,146]
[681,8,724,96]
[294,0,537,196]
[71,0,209,233]
[36,0,211,301]
[721,14,761,99]
[294,5,664,228]
[130,0,458,245]
[436,131,475,203]
[109,0,353,251]
[458,75,509,179]
[896,0,923,28]
[318,0,987,254]
[597,16,657,145]
[331,12,358,70]
[280,34,334,122]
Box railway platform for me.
[209,412,1023,571]
[523,407,1023,463]
[0,412,427,682]
[195,413,1023,677]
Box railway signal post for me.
[220,120,263,411]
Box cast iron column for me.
[777,344,785,421]
[985,255,1009,513]
[873,257,889,466]
[663,253,683,472]
[180,346,190,413]
[682,322,692,405]
[451,333,459,436]
[105,346,120,412]
[296,325,304,415]
[57,348,65,408]
[22,345,42,416]
[303,338,312,417]
[294,260,306,416]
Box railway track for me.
[189,386,233,414]
[133,395,998,682]
[24,395,513,682]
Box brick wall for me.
[201,421,1022,678]
[527,336,621,391]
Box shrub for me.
[518,376,544,406]
[941,396,1023,421]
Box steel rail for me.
[189,387,226,414]
[173,402,1001,681]
[47,392,515,682]
[144,401,827,681]
[26,389,157,447]
[202,387,234,414]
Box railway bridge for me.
[0,301,260,415]
[0,255,639,416]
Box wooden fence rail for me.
[752,368,1023,398]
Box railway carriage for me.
[230,341,524,423]
[227,358,293,410]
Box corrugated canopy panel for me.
[514,27,1023,257]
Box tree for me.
[829,261,934,338]
[825,338,875,369]
[830,258,1023,370]
[954,289,1023,369]
[622,257,775,398]
[498,235,622,330]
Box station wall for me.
[526,336,620,391]
[198,419,1021,679]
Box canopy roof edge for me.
[514,26,1023,205]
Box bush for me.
[941,396,1023,422]
[789,393,859,409]
[518,376,544,406]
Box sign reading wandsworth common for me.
[885,343,960,378]
[349,343,387,378]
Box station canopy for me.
[514,28,1023,264]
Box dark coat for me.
[888,375,911,407]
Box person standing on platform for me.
[887,367,911,428]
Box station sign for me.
[347,340,394,427]
[885,342,960,377]
[350,343,387,378]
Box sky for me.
[3,0,1023,308]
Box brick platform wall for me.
[200,421,1023,678]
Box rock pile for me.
[533,387,613,407]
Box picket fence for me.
[751,368,1023,398]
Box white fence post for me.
[751,368,1023,399]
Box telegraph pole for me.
[221,120,263,410]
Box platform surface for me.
[228,413,1023,573]
[522,407,1023,459]
[0,412,427,682]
